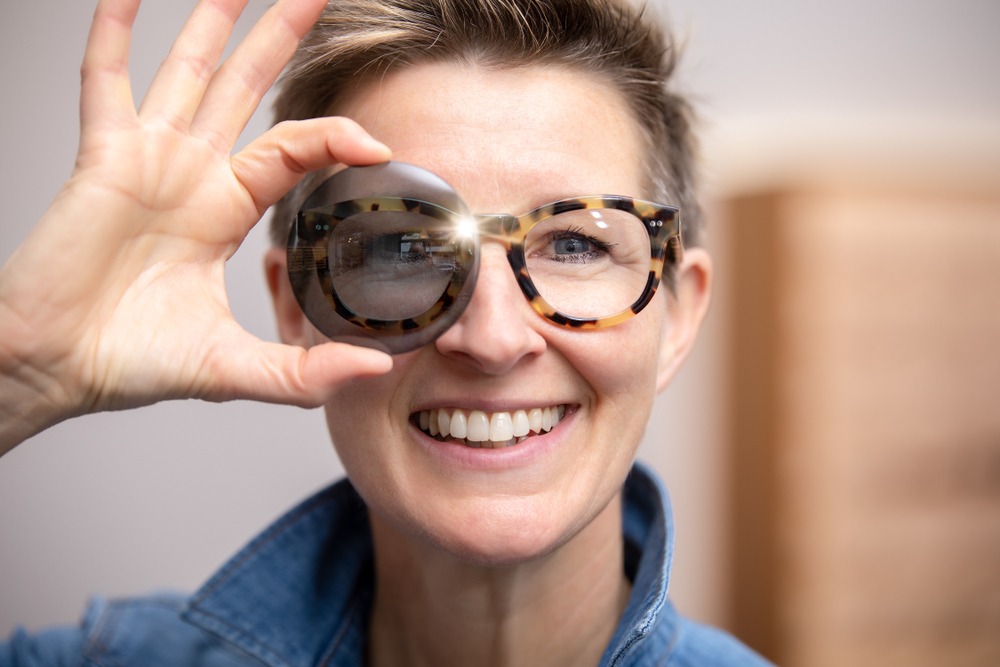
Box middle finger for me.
[138,0,251,128]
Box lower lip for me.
[411,410,574,471]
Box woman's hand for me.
[0,0,393,455]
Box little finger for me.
[80,0,141,131]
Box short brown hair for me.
[269,0,700,248]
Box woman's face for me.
[279,62,709,564]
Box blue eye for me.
[539,228,615,264]
[553,236,595,256]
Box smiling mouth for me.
[413,405,568,449]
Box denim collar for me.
[603,462,679,665]
[182,462,676,667]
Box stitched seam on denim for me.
[607,466,673,667]
[184,498,339,665]
[184,483,359,667]
[189,489,341,605]
[658,628,682,667]
[316,610,353,667]
[316,576,369,667]
[82,598,185,667]
[184,606,294,667]
[80,600,120,667]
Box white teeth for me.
[467,410,489,442]
[416,405,567,448]
[528,408,543,433]
[450,410,467,439]
[437,410,450,438]
[489,412,513,442]
[512,410,529,438]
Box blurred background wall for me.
[1,1,998,664]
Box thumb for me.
[200,329,392,408]
[231,116,391,220]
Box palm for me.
[53,126,255,407]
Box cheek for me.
[321,367,405,474]
[540,317,662,495]
[560,309,664,408]
[309,321,412,453]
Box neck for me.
[366,494,631,667]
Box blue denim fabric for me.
[1,463,772,666]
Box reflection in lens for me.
[524,208,649,319]
[329,211,458,320]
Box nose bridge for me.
[472,229,525,308]
[432,213,544,372]
[473,212,529,304]
[475,213,519,246]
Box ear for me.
[265,247,313,348]
[656,247,713,393]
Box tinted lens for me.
[524,207,650,319]
[329,210,463,320]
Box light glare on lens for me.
[590,211,609,229]
[455,215,478,240]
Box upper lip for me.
[409,400,571,414]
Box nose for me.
[434,244,546,374]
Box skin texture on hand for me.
[0,0,394,455]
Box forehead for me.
[334,61,648,212]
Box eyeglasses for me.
[287,161,682,354]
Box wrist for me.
[0,306,77,457]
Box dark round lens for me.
[287,161,478,354]
[329,210,463,321]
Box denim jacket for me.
[1,463,771,666]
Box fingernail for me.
[361,135,391,156]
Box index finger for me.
[189,0,331,150]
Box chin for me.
[438,518,571,568]
[376,492,600,569]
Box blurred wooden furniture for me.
[723,182,1000,666]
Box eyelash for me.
[535,226,617,263]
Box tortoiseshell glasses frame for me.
[287,162,683,354]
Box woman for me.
[0,0,770,664]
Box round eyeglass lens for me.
[523,207,651,319]
[329,209,466,321]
